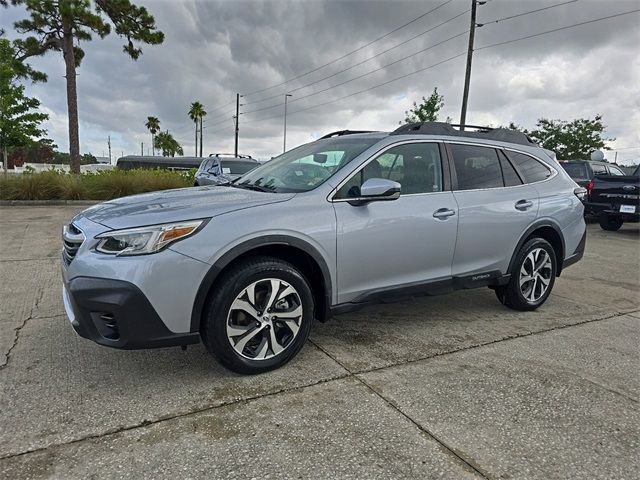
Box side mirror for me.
[349,178,401,206]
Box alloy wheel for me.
[519,247,553,303]
[226,278,303,360]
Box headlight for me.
[95,220,207,256]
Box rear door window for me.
[561,162,588,181]
[498,151,523,187]
[450,144,503,190]
[505,151,552,183]
[591,164,607,176]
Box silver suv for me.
[61,123,586,374]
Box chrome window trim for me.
[327,139,444,202]
[444,141,558,193]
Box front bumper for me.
[63,276,200,349]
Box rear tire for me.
[495,237,557,311]
[201,256,314,374]
[599,214,623,231]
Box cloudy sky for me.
[2,0,639,163]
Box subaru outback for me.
[61,122,587,374]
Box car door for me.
[447,143,539,277]
[332,141,458,304]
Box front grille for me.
[62,223,85,265]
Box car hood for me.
[78,186,295,230]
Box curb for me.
[0,200,100,206]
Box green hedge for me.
[0,168,196,201]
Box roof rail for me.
[391,122,536,146]
[319,130,378,139]
[209,153,253,159]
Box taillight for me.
[585,180,594,196]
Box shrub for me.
[0,168,195,201]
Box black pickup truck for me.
[585,165,640,230]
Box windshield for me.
[234,137,379,193]
[220,160,259,175]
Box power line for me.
[244,52,467,126]
[243,0,590,117]
[478,0,579,26]
[243,30,469,116]
[476,9,639,51]
[243,0,455,97]
[202,108,240,129]
[203,99,237,116]
[245,9,640,126]
[244,8,470,107]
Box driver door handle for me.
[433,208,456,219]
[515,199,534,211]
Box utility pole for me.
[108,135,112,163]
[460,0,481,130]
[141,142,144,156]
[283,93,292,153]
[234,93,241,157]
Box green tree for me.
[145,116,160,156]
[0,38,50,171]
[188,101,206,157]
[527,116,613,160]
[154,130,183,157]
[3,0,164,173]
[401,87,445,124]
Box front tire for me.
[599,214,623,231]
[495,238,557,311]
[201,256,314,374]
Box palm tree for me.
[145,116,161,156]
[188,102,207,156]
[154,130,183,157]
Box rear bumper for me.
[562,228,586,271]
[63,276,200,349]
[585,202,639,221]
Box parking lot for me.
[0,205,638,479]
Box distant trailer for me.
[116,155,204,171]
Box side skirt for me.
[329,271,509,317]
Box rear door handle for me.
[515,199,534,211]
[433,208,456,219]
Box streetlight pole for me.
[283,94,292,153]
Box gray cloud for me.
[3,0,639,163]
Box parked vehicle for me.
[194,154,259,186]
[116,155,203,171]
[559,160,627,187]
[61,122,586,374]
[585,165,639,230]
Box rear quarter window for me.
[505,151,552,183]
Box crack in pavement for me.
[0,344,351,461]
[0,286,53,370]
[348,309,629,376]
[308,338,492,479]
[0,310,635,463]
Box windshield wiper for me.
[231,183,274,193]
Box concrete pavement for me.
[0,206,638,479]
